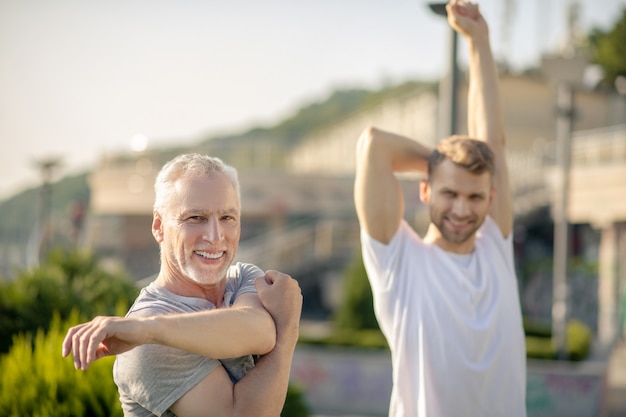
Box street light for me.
[33,156,62,263]
[428,2,459,138]
[541,36,588,360]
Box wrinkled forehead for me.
[171,173,240,213]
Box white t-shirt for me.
[361,217,526,417]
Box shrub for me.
[282,383,311,417]
[299,328,388,350]
[0,248,138,353]
[333,252,380,331]
[525,319,592,361]
[299,252,388,351]
[0,312,122,417]
[0,310,309,417]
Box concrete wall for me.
[290,346,608,417]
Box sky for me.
[0,0,624,201]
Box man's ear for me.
[152,210,164,243]
[488,186,496,211]
[419,178,431,204]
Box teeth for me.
[196,251,224,259]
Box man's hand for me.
[254,270,302,343]
[446,0,489,40]
[62,316,150,370]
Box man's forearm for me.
[229,271,302,417]
[231,336,298,417]
[62,305,275,371]
[360,126,432,174]
[146,306,276,359]
[467,37,504,146]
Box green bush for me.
[0,312,122,417]
[332,252,380,331]
[523,317,554,338]
[299,328,388,350]
[282,383,311,417]
[0,310,309,417]
[0,248,138,353]
[525,319,592,361]
[295,252,388,351]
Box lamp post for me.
[428,2,459,138]
[542,57,582,359]
[552,83,574,359]
[34,157,62,263]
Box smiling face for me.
[153,172,241,289]
[420,158,494,253]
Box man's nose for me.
[202,216,223,241]
[451,197,470,216]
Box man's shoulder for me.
[225,262,263,290]
[227,262,263,279]
[476,216,510,244]
[361,218,423,249]
[127,284,214,317]
[361,219,429,277]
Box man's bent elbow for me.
[251,311,277,355]
[356,126,381,161]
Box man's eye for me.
[187,216,204,222]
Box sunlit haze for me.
[0,0,624,200]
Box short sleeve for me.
[360,220,420,292]
[476,216,515,268]
[227,262,263,299]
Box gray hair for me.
[153,154,240,214]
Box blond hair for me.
[428,135,495,177]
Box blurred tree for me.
[0,248,138,353]
[588,7,626,89]
[333,252,380,331]
[282,384,311,417]
[0,311,123,417]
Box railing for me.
[235,218,360,275]
[505,124,626,216]
[572,123,626,164]
[507,147,552,215]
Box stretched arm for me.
[63,270,300,417]
[354,126,432,244]
[62,289,275,370]
[151,292,276,357]
[170,270,302,417]
[447,0,513,236]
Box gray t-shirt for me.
[113,262,263,417]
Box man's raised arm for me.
[354,127,432,244]
[446,0,513,236]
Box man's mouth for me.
[446,218,473,230]
[195,250,224,260]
